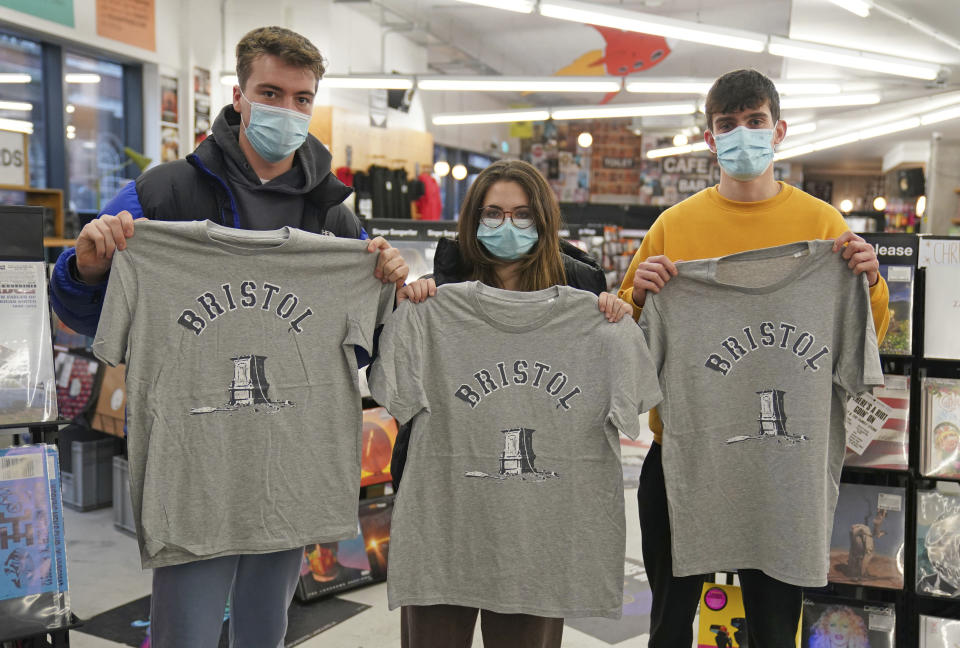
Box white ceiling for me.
[343,0,960,168]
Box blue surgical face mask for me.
[477,222,539,260]
[239,89,312,163]
[713,125,775,182]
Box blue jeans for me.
[150,548,303,648]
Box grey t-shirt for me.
[369,281,662,618]
[640,240,883,587]
[93,220,394,568]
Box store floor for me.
[66,428,662,648]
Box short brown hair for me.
[705,69,780,132]
[457,160,566,292]
[235,26,325,90]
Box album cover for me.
[924,264,960,360]
[877,264,914,356]
[697,583,747,648]
[916,487,960,598]
[53,351,99,421]
[91,363,126,438]
[844,374,909,471]
[0,261,58,425]
[801,595,895,648]
[360,407,398,488]
[920,615,960,648]
[358,495,394,581]
[827,483,905,589]
[0,445,70,635]
[295,524,373,602]
[920,377,960,479]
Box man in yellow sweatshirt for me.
[617,69,890,648]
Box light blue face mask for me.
[713,125,775,182]
[477,222,539,260]
[239,89,312,163]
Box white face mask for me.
[239,89,311,163]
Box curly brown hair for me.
[235,26,326,91]
[705,69,780,132]
[456,159,566,292]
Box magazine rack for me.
[0,205,82,643]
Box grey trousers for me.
[150,547,304,648]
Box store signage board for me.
[918,236,960,267]
[0,129,28,187]
[96,0,156,52]
[0,0,74,27]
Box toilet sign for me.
[0,130,28,187]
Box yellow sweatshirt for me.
[617,182,892,445]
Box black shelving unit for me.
[0,206,83,646]
[805,235,960,647]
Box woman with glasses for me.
[390,158,632,648]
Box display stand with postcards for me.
[0,206,82,644]
[809,233,960,648]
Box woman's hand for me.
[397,278,437,304]
[598,292,633,323]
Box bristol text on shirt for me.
[177,281,315,336]
[454,360,583,411]
[704,321,831,376]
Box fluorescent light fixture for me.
[65,73,101,84]
[319,75,413,90]
[0,117,33,134]
[858,117,921,139]
[827,0,871,18]
[551,102,696,120]
[921,105,960,125]
[786,122,817,136]
[646,142,709,159]
[432,109,550,125]
[0,73,31,84]
[779,93,880,110]
[768,36,942,80]
[417,76,621,93]
[220,74,239,87]
[539,0,766,52]
[625,79,845,96]
[625,80,712,94]
[455,0,535,13]
[0,101,32,112]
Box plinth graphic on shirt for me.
[464,427,559,481]
[725,389,808,445]
[188,355,295,415]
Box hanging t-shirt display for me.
[93,221,394,569]
[640,240,883,587]
[370,282,662,618]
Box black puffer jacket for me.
[389,237,608,490]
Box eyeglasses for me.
[478,206,535,230]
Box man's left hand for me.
[832,231,879,287]
[366,236,409,286]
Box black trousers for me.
[638,442,803,648]
[401,605,563,648]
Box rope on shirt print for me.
[464,427,560,482]
[725,389,809,445]
[188,355,295,415]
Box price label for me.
[845,392,894,455]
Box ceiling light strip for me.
[768,36,942,80]
[432,109,551,125]
[538,0,767,52]
[417,76,621,92]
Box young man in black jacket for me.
[49,26,408,648]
